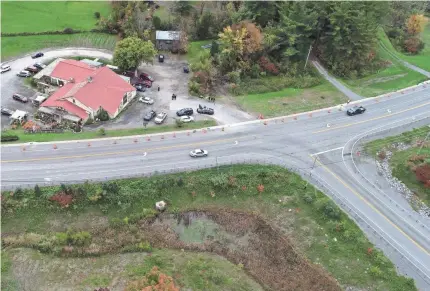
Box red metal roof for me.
[41,60,135,119]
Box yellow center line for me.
[313,101,430,134]
[313,156,429,255]
[1,137,238,163]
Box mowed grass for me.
[1,33,118,60]
[1,165,416,290]
[236,80,347,117]
[383,23,430,72]
[1,120,217,143]
[187,40,213,63]
[1,1,111,33]
[341,30,427,97]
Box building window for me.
[165,40,172,44]
[122,94,127,105]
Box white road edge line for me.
[311,147,344,156]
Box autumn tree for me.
[113,37,157,70]
[125,266,179,291]
[406,14,428,35]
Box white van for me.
[106,64,119,72]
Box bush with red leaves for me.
[49,192,73,208]
[258,56,279,75]
[415,164,430,188]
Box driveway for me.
[1,48,253,131]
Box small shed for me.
[156,30,181,51]
[10,110,28,123]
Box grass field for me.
[1,165,416,290]
[383,23,430,72]
[187,40,213,63]
[1,1,111,33]
[341,29,428,97]
[1,120,216,143]
[235,80,347,117]
[1,33,118,60]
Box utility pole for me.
[417,130,430,155]
[304,44,313,69]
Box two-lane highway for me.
[2,84,430,288]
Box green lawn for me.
[340,29,428,97]
[1,33,118,60]
[153,4,171,22]
[1,120,217,143]
[1,1,111,33]
[235,80,347,117]
[1,165,416,290]
[187,40,213,63]
[383,23,430,72]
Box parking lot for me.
[1,49,253,131]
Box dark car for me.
[158,54,164,63]
[139,73,154,82]
[31,52,44,59]
[347,106,366,116]
[123,70,136,78]
[134,84,147,92]
[176,108,193,116]
[183,66,189,73]
[1,106,14,116]
[33,63,46,70]
[138,80,152,88]
[143,110,156,121]
[197,104,214,115]
[12,93,29,103]
[25,66,39,73]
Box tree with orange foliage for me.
[406,14,428,36]
[415,164,430,188]
[125,266,179,291]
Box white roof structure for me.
[10,110,28,120]
[80,59,103,68]
[34,95,48,103]
[156,30,180,41]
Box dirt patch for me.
[141,208,341,291]
[362,74,407,86]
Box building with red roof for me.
[34,58,136,123]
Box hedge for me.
[1,135,19,142]
[1,28,85,37]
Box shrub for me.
[98,128,106,136]
[377,151,386,160]
[226,71,241,83]
[177,177,184,187]
[63,27,75,34]
[210,174,229,189]
[152,16,161,30]
[415,164,430,187]
[94,11,101,19]
[14,187,24,199]
[1,134,19,142]
[34,184,42,197]
[321,200,341,220]
[303,194,314,204]
[49,193,73,208]
[55,232,69,245]
[258,56,279,75]
[369,265,382,278]
[97,108,110,121]
[122,241,152,253]
[404,37,425,54]
[85,117,94,125]
[188,80,201,96]
[175,119,184,128]
[109,217,126,228]
[70,231,92,246]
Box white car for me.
[180,115,194,123]
[16,70,32,77]
[154,112,167,124]
[139,96,154,105]
[1,65,11,73]
[190,149,208,158]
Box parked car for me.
[139,96,154,105]
[33,63,46,70]
[139,80,152,88]
[347,106,366,116]
[31,52,44,59]
[12,93,29,103]
[197,104,214,115]
[1,106,14,116]
[154,112,167,124]
[16,70,32,77]
[158,54,164,63]
[201,44,212,49]
[189,149,208,158]
[180,115,194,123]
[25,66,39,73]
[134,84,146,92]
[176,108,193,116]
[139,73,154,82]
[143,110,157,121]
[1,64,11,73]
[183,66,189,73]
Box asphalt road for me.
[2,51,430,288]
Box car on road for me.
[1,106,14,116]
[25,66,39,73]
[176,108,193,116]
[139,72,154,82]
[197,104,214,115]
[347,106,366,116]
[31,52,44,59]
[189,149,208,158]
[16,70,32,77]
[12,93,29,103]
[154,112,167,124]
[180,115,194,123]
[1,65,11,73]
[143,110,157,121]
[33,63,46,70]
[134,84,147,92]
[139,96,154,105]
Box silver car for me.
[154,112,167,124]
[1,65,11,73]
[189,149,208,157]
[139,96,154,104]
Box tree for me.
[34,184,42,197]
[406,14,428,36]
[241,1,282,28]
[173,1,194,16]
[210,40,220,56]
[196,11,214,39]
[152,15,161,30]
[113,37,157,70]
[404,37,425,54]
